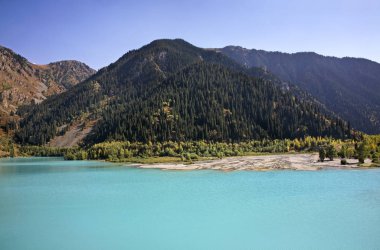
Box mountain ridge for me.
[15,39,351,146]
[0,45,96,114]
[220,46,379,64]
[218,46,380,133]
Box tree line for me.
[15,136,379,166]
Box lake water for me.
[1,157,380,250]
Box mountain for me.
[218,46,380,134]
[0,45,96,121]
[15,39,350,146]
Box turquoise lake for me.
[1,157,380,250]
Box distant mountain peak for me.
[0,44,96,121]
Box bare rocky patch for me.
[47,120,97,147]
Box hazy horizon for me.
[1,0,379,69]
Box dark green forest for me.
[86,63,350,143]
[15,39,351,146]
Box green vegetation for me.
[19,146,71,157]
[17,137,347,162]
[359,135,380,167]
[326,145,337,161]
[122,156,184,164]
[319,147,326,162]
[0,136,16,157]
[357,141,368,164]
[12,135,380,168]
[314,135,380,166]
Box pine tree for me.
[319,147,326,162]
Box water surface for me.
[1,157,380,250]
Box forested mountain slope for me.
[218,46,380,134]
[86,62,349,144]
[15,39,351,146]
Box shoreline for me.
[133,153,372,171]
[2,154,377,171]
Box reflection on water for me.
[0,157,123,175]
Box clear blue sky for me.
[1,0,379,69]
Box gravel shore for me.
[136,153,368,171]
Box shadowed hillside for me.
[219,46,380,134]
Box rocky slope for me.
[0,45,95,117]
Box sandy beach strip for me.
[134,153,367,171]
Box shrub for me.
[372,152,379,163]
[326,145,337,161]
[64,152,76,160]
[319,147,326,162]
